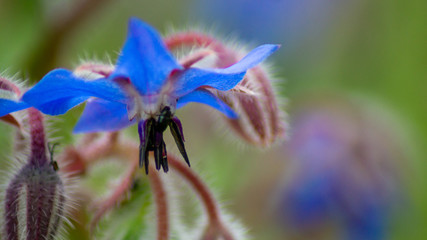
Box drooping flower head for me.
[22,17,279,173]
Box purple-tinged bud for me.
[215,65,286,147]
[3,108,67,240]
[164,32,286,147]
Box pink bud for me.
[165,32,286,146]
[214,65,286,146]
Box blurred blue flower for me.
[277,101,400,240]
[22,17,279,173]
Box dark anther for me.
[139,119,154,174]
[47,142,60,171]
[154,132,163,171]
[169,118,190,167]
[138,106,190,174]
[161,140,168,172]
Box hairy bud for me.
[214,65,286,146]
[164,32,286,146]
[3,108,66,240]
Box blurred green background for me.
[0,0,425,239]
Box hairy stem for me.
[148,165,169,240]
[79,132,119,162]
[168,155,234,240]
[59,132,118,175]
[66,135,234,240]
[90,159,138,231]
[28,107,48,166]
[117,141,170,240]
[76,138,171,240]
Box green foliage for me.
[96,177,152,240]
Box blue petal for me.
[0,99,29,117]
[173,44,279,97]
[177,89,238,118]
[74,98,135,133]
[111,17,181,95]
[22,69,126,115]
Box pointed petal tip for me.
[128,17,147,31]
[270,44,281,52]
[128,16,140,24]
[250,43,280,59]
[118,17,180,95]
[172,43,279,96]
[271,43,281,49]
[259,43,280,51]
[228,110,239,119]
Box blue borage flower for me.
[22,17,279,173]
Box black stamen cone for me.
[138,107,191,174]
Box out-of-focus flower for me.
[276,98,402,240]
[22,17,279,173]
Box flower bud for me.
[3,108,67,240]
[213,65,286,147]
[164,32,286,146]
